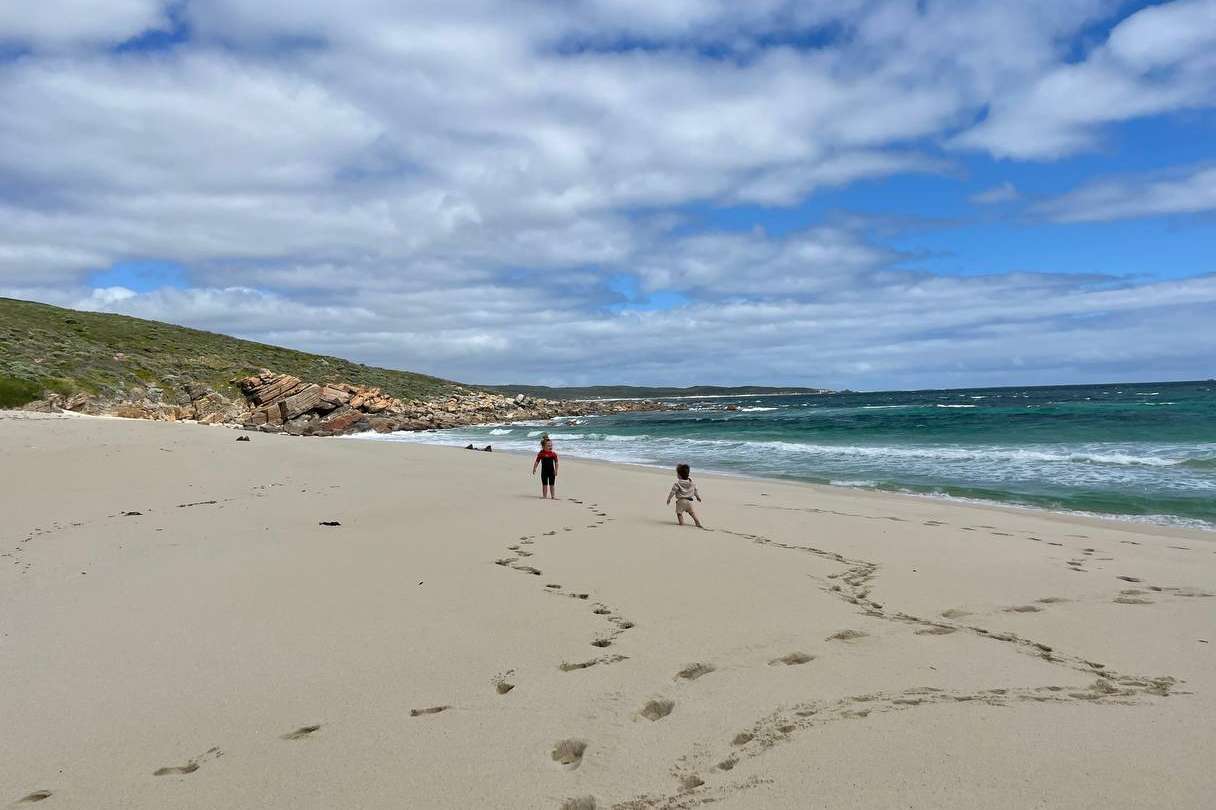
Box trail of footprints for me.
[16,497,1206,809]
[603,515,1193,810]
[491,499,639,675]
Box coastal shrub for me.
[0,375,43,408]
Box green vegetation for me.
[0,375,43,408]
[0,297,463,405]
[481,384,830,400]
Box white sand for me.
[2,414,1213,808]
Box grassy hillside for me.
[482,384,830,400]
[0,297,463,408]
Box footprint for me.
[675,662,715,681]
[717,757,738,771]
[1003,605,1042,613]
[915,625,957,635]
[591,638,612,648]
[512,565,542,576]
[732,732,754,746]
[592,606,611,615]
[281,724,321,740]
[154,762,200,776]
[546,584,562,590]
[1036,596,1069,604]
[318,521,341,527]
[826,629,867,641]
[1116,576,1143,583]
[560,660,597,672]
[940,608,971,619]
[769,652,814,665]
[680,775,705,790]
[410,705,450,717]
[18,791,53,803]
[1113,596,1153,605]
[561,797,596,810]
[640,699,674,721]
[552,739,587,769]
[494,558,518,566]
[497,681,516,695]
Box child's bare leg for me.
[541,485,549,498]
[688,507,704,529]
[676,511,684,525]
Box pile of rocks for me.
[19,368,674,436]
[236,370,673,436]
[20,382,245,424]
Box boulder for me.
[319,405,363,433]
[278,384,322,420]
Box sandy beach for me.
[2,413,1213,809]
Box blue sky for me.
[0,0,1214,389]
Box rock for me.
[239,372,303,406]
[319,405,363,433]
[278,384,322,420]
[63,392,92,412]
[367,416,399,433]
[192,391,236,422]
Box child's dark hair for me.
[676,463,691,480]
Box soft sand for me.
[2,413,1214,809]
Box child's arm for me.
[666,482,675,504]
[532,455,539,474]
[695,484,702,502]
[554,455,559,474]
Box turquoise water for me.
[359,380,1216,529]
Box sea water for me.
[355,380,1216,529]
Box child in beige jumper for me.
[666,463,705,528]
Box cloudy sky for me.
[1,0,1214,390]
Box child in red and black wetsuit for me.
[532,437,559,499]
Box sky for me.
[1,0,1214,391]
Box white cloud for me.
[1038,163,1216,222]
[970,182,1020,205]
[954,0,1216,158]
[0,0,1213,388]
[0,0,168,50]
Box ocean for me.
[354,380,1216,530]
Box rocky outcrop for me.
[19,368,675,436]
[20,384,245,423]
[234,369,674,437]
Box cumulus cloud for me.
[0,0,168,50]
[0,0,1213,388]
[1038,163,1216,222]
[954,0,1216,158]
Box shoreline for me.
[7,408,1210,536]
[349,429,1216,539]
